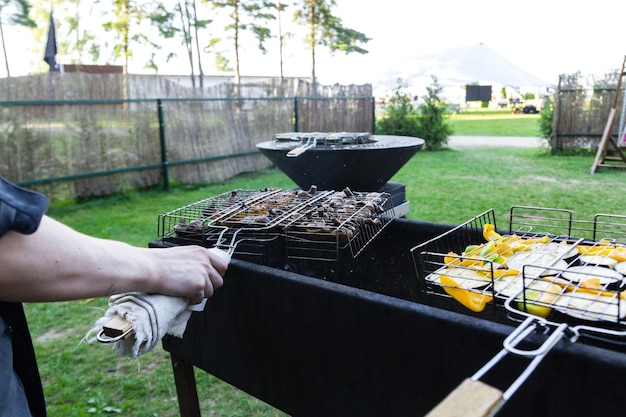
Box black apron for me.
[0,176,49,416]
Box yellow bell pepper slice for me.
[544,276,626,299]
[491,269,520,279]
[440,274,493,312]
[575,245,626,261]
[444,252,485,268]
[483,224,502,242]
[609,248,626,262]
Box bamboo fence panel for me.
[553,71,624,151]
[0,74,372,200]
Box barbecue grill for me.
[153,199,626,417]
[256,133,425,192]
[412,206,626,415]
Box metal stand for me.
[591,55,626,173]
[170,353,201,417]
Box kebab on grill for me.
[173,186,387,247]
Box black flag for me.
[44,14,58,72]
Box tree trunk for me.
[233,0,241,100]
[0,18,10,78]
[192,0,204,88]
[308,0,316,84]
[277,2,284,83]
[179,0,196,88]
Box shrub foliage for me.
[376,77,452,150]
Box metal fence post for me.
[294,96,300,132]
[371,97,376,133]
[157,99,170,191]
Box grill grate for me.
[283,190,395,260]
[158,187,395,260]
[411,206,626,335]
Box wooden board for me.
[102,315,133,339]
[591,56,626,173]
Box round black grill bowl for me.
[256,134,425,191]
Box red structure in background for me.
[60,64,124,74]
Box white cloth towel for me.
[87,247,230,358]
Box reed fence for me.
[0,74,373,200]
[552,71,625,151]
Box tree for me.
[190,0,207,87]
[208,0,276,89]
[150,0,213,87]
[0,0,36,77]
[275,1,288,83]
[102,0,158,73]
[293,0,369,84]
[54,0,102,65]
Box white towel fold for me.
[87,247,230,358]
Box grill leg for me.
[170,353,201,417]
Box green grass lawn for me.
[447,111,542,137]
[26,112,607,416]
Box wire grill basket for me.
[411,206,626,333]
[158,188,395,260]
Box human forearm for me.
[0,216,227,303]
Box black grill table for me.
[153,219,626,417]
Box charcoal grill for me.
[153,201,626,417]
[412,206,626,415]
[256,132,424,192]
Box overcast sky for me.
[2,0,625,92]
[311,0,626,86]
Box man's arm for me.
[0,215,227,304]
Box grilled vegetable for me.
[440,274,493,312]
[516,281,562,318]
[483,224,501,242]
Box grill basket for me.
[158,188,395,261]
[411,206,626,333]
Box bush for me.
[416,77,453,151]
[539,98,554,140]
[375,85,421,137]
[376,77,453,151]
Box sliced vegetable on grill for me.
[576,244,626,262]
[427,267,490,289]
[439,274,493,312]
[543,276,626,300]
[615,261,626,275]
[483,223,502,242]
[553,291,626,321]
[527,241,578,259]
[516,281,563,318]
[506,251,568,277]
[578,255,619,268]
[561,265,623,285]
[492,271,526,297]
[443,252,484,268]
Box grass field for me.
[27,112,609,416]
[447,110,542,137]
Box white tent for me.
[376,42,553,99]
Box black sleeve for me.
[0,176,49,239]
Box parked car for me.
[522,105,538,114]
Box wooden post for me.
[591,56,626,173]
